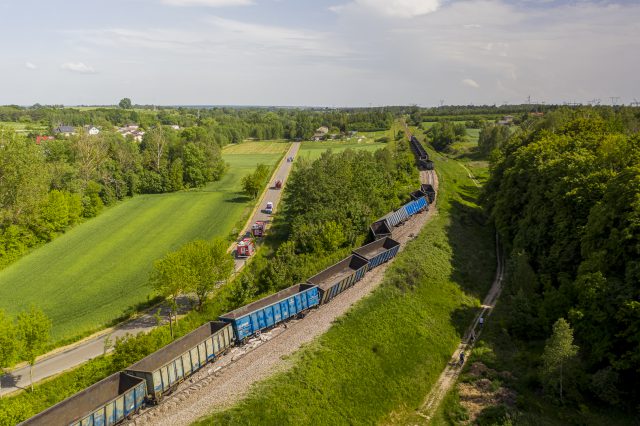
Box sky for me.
[0,0,639,106]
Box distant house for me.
[86,126,100,135]
[530,112,544,118]
[170,125,180,130]
[312,126,330,141]
[497,115,514,126]
[53,125,76,137]
[35,135,54,145]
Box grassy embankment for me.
[0,141,289,343]
[195,141,496,425]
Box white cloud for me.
[462,78,480,88]
[162,0,253,6]
[25,62,37,70]
[331,0,440,18]
[60,62,97,74]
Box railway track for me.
[129,169,440,426]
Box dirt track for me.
[130,170,439,426]
[416,231,505,422]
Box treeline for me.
[231,140,419,301]
[0,105,394,142]
[0,126,226,267]
[483,108,640,408]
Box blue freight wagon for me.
[307,255,369,304]
[20,372,146,426]
[126,321,234,402]
[220,284,320,341]
[403,195,428,216]
[352,237,401,271]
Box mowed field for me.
[298,138,387,161]
[0,141,289,342]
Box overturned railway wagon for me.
[370,192,428,239]
[421,183,436,204]
[220,284,320,341]
[352,237,400,271]
[126,321,234,402]
[307,255,369,304]
[20,372,146,426]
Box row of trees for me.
[0,126,227,268]
[150,239,235,338]
[0,307,51,393]
[0,105,395,143]
[484,108,640,408]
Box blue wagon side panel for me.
[220,284,319,341]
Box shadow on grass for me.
[444,199,496,336]
[226,195,252,203]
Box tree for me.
[541,318,579,403]
[118,98,132,109]
[149,251,188,338]
[427,122,460,151]
[16,306,51,391]
[0,310,18,397]
[241,163,270,199]
[478,123,510,155]
[181,239,234,307]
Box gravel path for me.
[417,234,505,422]
[131,170,439,426]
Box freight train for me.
[20,184,435,426]
[410,135,434,170]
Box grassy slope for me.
[0,141,289,342]
[195,144,496,425]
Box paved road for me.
[0,142,300,397]
[232,142,300,271]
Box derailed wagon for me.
[370,189,429,239]
[126,321,234,403]
[421,183,436,204]
[307,255,369,304]
[220,284,320,341]
[20,372,146,426]
[352,237,400,271]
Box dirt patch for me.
[457,362,517,424]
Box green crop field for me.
[298,139,387,161]
[0,141,289,342]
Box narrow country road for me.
[232,142,300,271]
[417,232,505,422]
[0,142,300,397]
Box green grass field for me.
[0,121,47,133]
[196,143,496,425]
[0,141,289,342]
[298,139,387,161]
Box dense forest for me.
[0,126,226,268]
[483,108,640,409]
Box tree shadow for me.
[444,199,496,337]
[227,195,252,203]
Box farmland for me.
[0,141,289,342]
[298,137,388,161]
